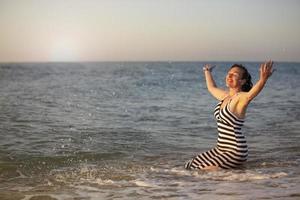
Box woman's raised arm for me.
[244,60,274,102]
[203,64,228,101]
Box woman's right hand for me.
[203,64,215,72]
[202,64,227,101]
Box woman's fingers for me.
[264,60,273,70]
[266,60,274,77]
[267,60,273,71]
[260,60,274,79]
[203,64,209,71]
[203,64,215,72]
[261,62,266,73]
[267,60,273,72]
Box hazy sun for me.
[49,37,80,62]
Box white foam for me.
[133,180,154,187]
[94,178,117,186]
[150,166,288,182]
[193,170,288,181]
[150,166,190,176]
[12,186,34,192]
[169,167,192,176]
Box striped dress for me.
[185,100,248,169]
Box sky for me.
[0,0,299,62]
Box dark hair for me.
[230,64,253,92]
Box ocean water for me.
[0,62,299,200]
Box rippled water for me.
[0,62,299,199]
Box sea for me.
[0,62,299,200]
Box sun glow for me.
[49,37,81,62]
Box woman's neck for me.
[228,88,241,97]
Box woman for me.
[185,61,274,170]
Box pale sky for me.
[0,0,299,62]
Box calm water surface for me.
[0,62,299,199]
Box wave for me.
[149,166,288,182]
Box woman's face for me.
[226,67,245,89]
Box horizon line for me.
[0,60,299,64]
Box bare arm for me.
[203,64,228,101]
[245,60,274,102]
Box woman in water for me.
[185,61,274,170]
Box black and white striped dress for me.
[185,100,248,169]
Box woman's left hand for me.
[260,60,275,81]
[203,64,215,72]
